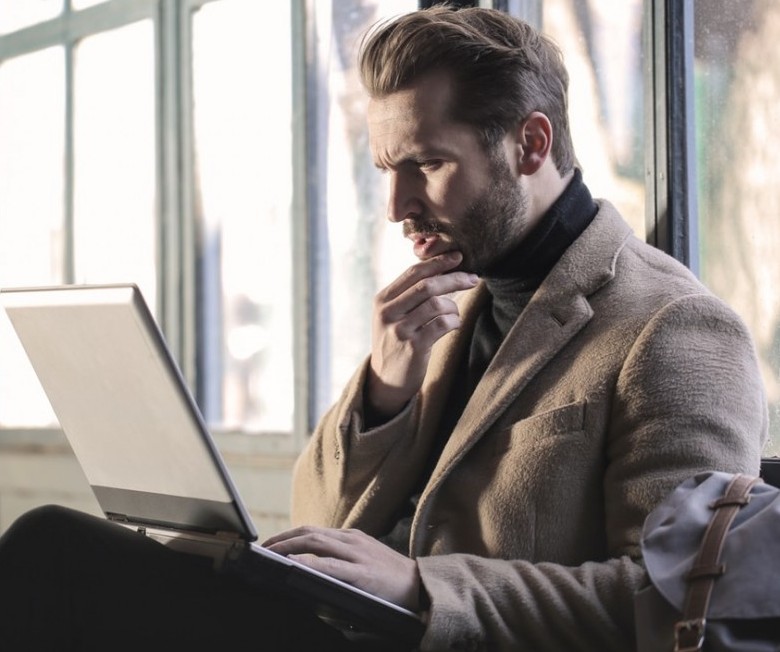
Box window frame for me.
[645,0,699,273]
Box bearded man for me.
[270,6,767,651]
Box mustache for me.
[402,219,447,238]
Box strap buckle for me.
[674,618,706,652]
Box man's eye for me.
[419,160,442,172]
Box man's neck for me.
[521,162,575,237]
[484,168,596,285]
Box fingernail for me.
[468,274,479,284]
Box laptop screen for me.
[1,284,256,539]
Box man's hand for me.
[367,250,479,419]
[264,526,423,612]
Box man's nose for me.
[386,171,424,223]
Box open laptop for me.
[0,283,424,645]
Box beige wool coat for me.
[291,201,767,651]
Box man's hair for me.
[359,5,575,175]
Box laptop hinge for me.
[107,514,244,567]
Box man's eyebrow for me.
[374,149,447,170]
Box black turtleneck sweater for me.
[380,170,598,550]
[465,168,597,397]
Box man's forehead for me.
[368,72,454,123]
[366,72,456,145]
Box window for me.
[542,0,646,236]
[73,21,157,302]
[694,0,780,455]
[190,0,295,432]
[1,0,777,458]
[0,47,64,425]
[0,1,159,429]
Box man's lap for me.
[0,505,355,651]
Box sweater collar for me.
[484,168,597,296]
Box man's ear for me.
[512,112,553,175]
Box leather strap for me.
[674,473,762,652]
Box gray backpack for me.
[635,471,780,651]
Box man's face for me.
[367,71,529,275]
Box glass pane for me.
[192,0,294,432]
[324,0,419,411]
[0,47,65,427]
[695,0,780,455]
[543,0,646,237]
[0,0,63,35]
[73,20,157,308]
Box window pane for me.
[543,0,646,237]
[695,0,780,454]
[73,20,157,308]
[0,0,63,35]
[325,0,419,410]
[192,0,294,432]
[0,47,65,427]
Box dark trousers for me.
[0,506,394,651]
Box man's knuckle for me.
[401,264,424,286]
[428,295,449,312]
[429,314,458,335]
[309,531,328,546]
[376,303,393,323]
[414,278,435,296]
[373,289,386,305]
[388,322,404,339]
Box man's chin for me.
[454,254,479,275]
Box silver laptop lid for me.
[0,284,257,540]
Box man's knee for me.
[1,504,90,552]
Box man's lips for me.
[407,232,452,259]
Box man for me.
[265,5,767,650]
[0,6,767,652]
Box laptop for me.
[0,283,424,645]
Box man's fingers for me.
[264,527,365,562]
[264,527,422,611]
[365,252,479,419]
[382,292,457,339]
[378,270,478,325]
[264,525,362,545]
[286,553,361,585]
[380,250,463,300]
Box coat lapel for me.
[421,202,633,494]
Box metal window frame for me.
[645,0,699,270]
[299,0,330,433]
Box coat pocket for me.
[484,399,606,562]
[492,400,587,457]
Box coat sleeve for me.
[290,357,425,532]
[415,294,768,652]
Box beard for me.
[403,154,529,275]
